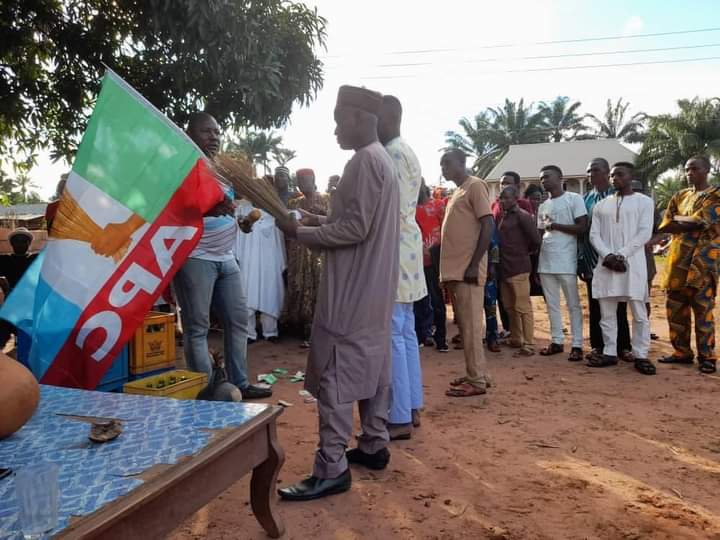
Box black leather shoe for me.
[346,447,390,470]
[278,470,351,501]
[242,384,272,400]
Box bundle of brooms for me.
[51,191,129,262]
[214,153,290,222]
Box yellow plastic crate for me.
[130,311,177,375]
[123,370,207,400]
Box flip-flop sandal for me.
[587,354,618,368]
[539,343,564,356]
[585,348,602,360]
[513,347,535,357]
[449,377,468,387]
[445,383,487,397]
[620,350,635,363]
[699,359,717,374]
[568,348,584,362]
[658,355,694,364]
[451,334,462,344]
[635,358,656,375]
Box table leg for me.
[251,422,286,538]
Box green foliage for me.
[538,96,588,142]
[653,174,687,212]
[585,98,646,142]
[637,97,720,184]
[0,0,326,168]
[444,96,647,176]
[444,99,547,176]
[224,130,295,174]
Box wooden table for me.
[0,386,285,539]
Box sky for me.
[26,0,720,198]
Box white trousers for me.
[247,311,278,340]
[539,273,583,348]
[598,298,650,358]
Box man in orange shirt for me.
[439,150,494,397]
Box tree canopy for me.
[585,98,646,143]
[445,96,648,176]
[1,0,326,168]
[637,97,720,183]
[444,99,547,176]
[224,130,296,174]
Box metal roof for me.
[486,139,638,181]
[0,203,47,219]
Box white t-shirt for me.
[537,191,587,275]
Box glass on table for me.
[14,463,59,539]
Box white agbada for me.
[235,200,286,318]
[589,193,654,301]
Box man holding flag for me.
[173,112,272,399]
[0,71,262,394]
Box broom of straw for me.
[213,153,290,222]
[51,191,129,262]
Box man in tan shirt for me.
[439,149,494,396]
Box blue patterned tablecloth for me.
[0,385,269,539]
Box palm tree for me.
[445,99,547,176]
[227,131,284,174]
[538,96,588,142]
[637,97,720,184]
[14,172,40,203]
[653,174,687,212]
[273,148,297,167]
[586,98,646,142]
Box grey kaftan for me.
[297,141,400,403]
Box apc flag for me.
[0,71,223,389]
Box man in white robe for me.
[589,162,656,375]
[235,200,286,342]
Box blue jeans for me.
[484,279,498,343]
[173,257,249,389]
[390,302,424,424]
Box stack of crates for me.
[129,311,176,378]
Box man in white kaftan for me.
[235,200,286,341]
[589,162,656,374]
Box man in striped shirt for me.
[173,112,272,400]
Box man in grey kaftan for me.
[277,85,400,501]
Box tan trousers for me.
[501,273,534,349]
[449,281,489,388]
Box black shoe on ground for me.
[267,336,280,344]
[436,342,450,353]
[346,447,390,470]
[278,469,351,501]
[242,384,273,400]
[247,338,257,346]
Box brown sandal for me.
[513,347,535,357]
[449,377,468,387]
[568,347,583,362]
[539,343,564,356]
[446,382,487,397]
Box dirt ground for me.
[169,275,720,540]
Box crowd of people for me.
[0,83,717,505]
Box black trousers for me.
[425,246,447,345]
[586,278,631,352]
